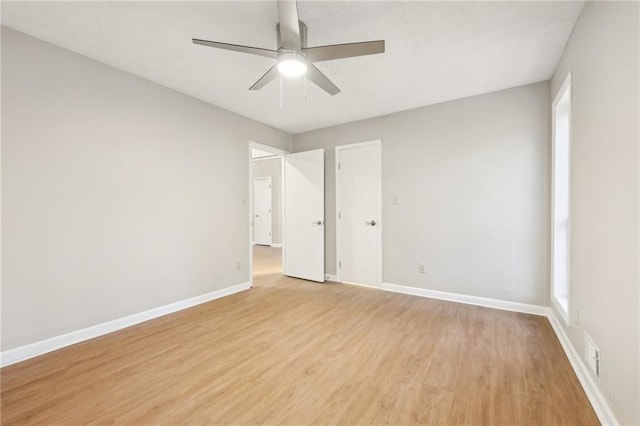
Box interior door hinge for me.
[338,162,341,171]
[338,212,341,219]
[339,260,342,268]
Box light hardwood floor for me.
[1,245,599,425]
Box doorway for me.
[249,142,326,288]
[335,140,382,287]
[249,142,287,287]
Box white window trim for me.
[551,72,572,327]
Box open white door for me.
[284,149,325,282]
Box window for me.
[552,73,572,324]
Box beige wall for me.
[251,157,283,245]
[1,27,292,351]
[550,2,639,424]
[294,81,550,306]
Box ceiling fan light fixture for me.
[277,52,308,77]
[192,0,385,95]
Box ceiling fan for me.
[192,0,385,96]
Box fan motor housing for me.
[276,21,307,50]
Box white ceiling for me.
[2,1,583,134]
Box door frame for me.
[253,176,273,246]
[249,141,289,287]
[335,139,382,288]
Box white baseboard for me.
[270,243,283,248]
[380,281,617,425]
[0,277,620,426]
[547,312,618,425]
[342,281,378,289]
[381,282,549,316]
[1,281,251,368]
[325,274,338,282]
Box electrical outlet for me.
[235,261,241,271]
[418,263,425,274]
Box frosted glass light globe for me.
[277,52,308,77]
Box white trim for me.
[379,280,617,425]
[551,296,570,327]
[325,273,338,282]
[343,281,378,289]
[271,243,283,248]
[335,140,382,288]
[1,273,616,426]
[249,141,289,157]
[547,311,618,425]
[0,282,251,367]
[381,282,549,316]
[550,72,573,327]
[251,156,279,162]
[279,156,286,271]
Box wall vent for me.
[584,333,600,380]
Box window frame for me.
[551,72,573,326]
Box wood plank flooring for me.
[1,245,599,425]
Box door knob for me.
[365,220,376,226]
[312,220,323,226]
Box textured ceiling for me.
[2,1,583,134]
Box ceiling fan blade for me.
[303,40,385,62]
[192,39,279,59]
[277,0,301,50]
[306,64,340,96]
[249,65,279,91]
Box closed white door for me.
[253,177,272,245]
[284,149,325,282]
[336,141,382,287]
